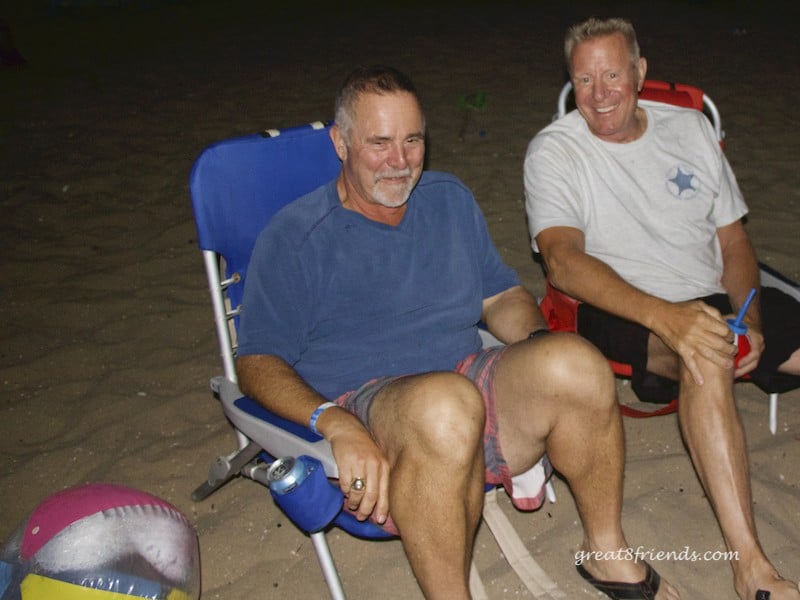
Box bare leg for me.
[494,333,679,599]
[646,331,799,599]
[778,347,800,375]
[678,358,800,600]
[369,372,486,600]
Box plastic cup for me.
[726,288,756,368]
[726,318,751,367]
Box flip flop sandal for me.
[576,560,660,599]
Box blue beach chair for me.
[189,122,561,599]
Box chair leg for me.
[769,392,778,435]
[310,530,346,600]
[191,440,263,501]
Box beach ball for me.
[0,483,200,600]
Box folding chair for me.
[189,122,562,599]
[542,80,800,432]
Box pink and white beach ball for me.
[0,483,200,600]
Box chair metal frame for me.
[190,122,563,599]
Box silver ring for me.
[351,477,365,492]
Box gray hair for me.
[333,65,425,144]
[564,17,641,74]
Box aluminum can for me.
[267,456,309,495]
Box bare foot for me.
[739,575,800,600]
[734,556,800,600]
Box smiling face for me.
[570,32,647,143]
[331,90,425,225]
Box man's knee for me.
[537,333,617,410]
[401,373,485,456]
[678,359,735,410]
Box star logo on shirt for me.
[665,165,700,199]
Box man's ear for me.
[636,57,648,92]
[330,125,347,161]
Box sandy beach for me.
[1,1,798,597]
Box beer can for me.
[267,456,309,495]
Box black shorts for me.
[577,286,799,381]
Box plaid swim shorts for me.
[334,346,552,535]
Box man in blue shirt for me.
[237,65,677,599]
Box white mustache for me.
[375,169,411,181]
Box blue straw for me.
[734,288,757,327]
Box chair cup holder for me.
[269,455,344,533]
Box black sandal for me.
[576,560,660,599]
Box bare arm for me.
[717,219,764,376]
[237,353,329,425]
[537,226,668,326]
[536,226,735,384]
[481,285,548,344]
[237,354,390,524]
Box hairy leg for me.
[493,333,679,598]
[678,359,800,600]
[646,331,799,598]
[368,372,486,600]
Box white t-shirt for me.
[524,100,748,302]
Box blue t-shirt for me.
[237,171,520,400]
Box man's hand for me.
[236,355,392,523]
[321,409,391,525]
[653,300,737,385]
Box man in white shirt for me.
[525,17,800,600]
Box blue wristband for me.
[309,402,337,435]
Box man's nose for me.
[387,142,408,168]
[592,81,608,101]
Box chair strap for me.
[620,399,679,419]
[482,488,567,598]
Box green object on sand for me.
[458,91,487,111]
[457,91,487,140]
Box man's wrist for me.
[309,402,337,435]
